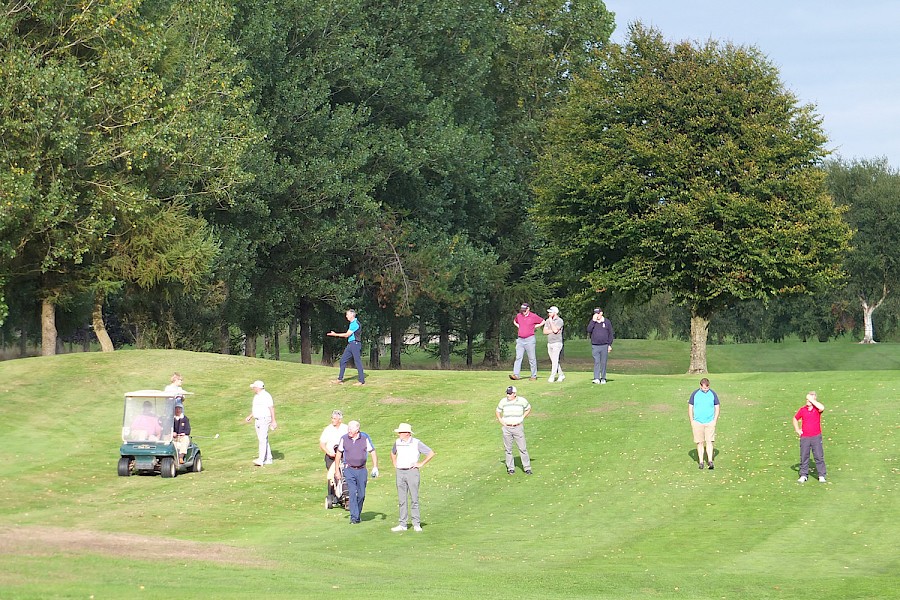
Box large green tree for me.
[534,24,850,373]
[827,158,900,343]
[0,0,256,354]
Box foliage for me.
[0,0,259,350]
[534,24,851,371]
[826,157,900,342]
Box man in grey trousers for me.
[390,423,436,532]
[496,386,532,475]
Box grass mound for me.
[0,348,897,599]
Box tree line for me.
[2,3,897,372]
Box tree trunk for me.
[321,332,336,366]
[688,313,710,374]
[482,313,501,367]
[369,339,380,370]
[299,300,312,364]
[859,289,887,343]
[19,327,27,357]
[439,318,451,369]
[41,298,57,356]
[220,323,231,354]
[390,318,403,369]
[466,328,474,367]
[273,328,280,360]
[288,316,299,354]
[418,315,428,349]
[244,332,256,357]
[92,293,115,352]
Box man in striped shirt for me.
[496,386,533,475]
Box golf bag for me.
[326,460,349,510]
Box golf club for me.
[192,433,220,440]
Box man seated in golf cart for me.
[129,400,163,441]
[172,402,191,464]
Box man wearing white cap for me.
[245,380,277,466]
[390,423,436,532]
[542,306,565,382]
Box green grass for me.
[0,345,897,599]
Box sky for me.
[603,1,900,167]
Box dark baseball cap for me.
[506,386,517,394]
[593,307,603,314]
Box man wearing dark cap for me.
[510,303,545,381]
[496,386,532,475]
[587,307,614,384]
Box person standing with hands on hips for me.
[793,391,827,483]
[390,423,436,532]
[496,385,532,475]
[334,420,379,524]
[587,307,614,384]
[510,303,545,381]
[328,309,365,385]
[245,380,276,466]
[542,306,565,382]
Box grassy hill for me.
[0,346,897,599]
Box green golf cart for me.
[118,390,202,478]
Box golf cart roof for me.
[124,390,195,398]
[125,390,171,398]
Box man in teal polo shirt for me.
[328,309,365,385]
[688,378,720,470]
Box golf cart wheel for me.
[160,456,177,478]
[192,452,202,473]
[117,457,132,477]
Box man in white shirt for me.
[390,423,435,532]
[244,380,277,466]
[320,410,348,507]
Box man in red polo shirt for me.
[510,303,545,381]
[792,391,827,483]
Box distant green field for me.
[281,336,900,375]
[0,345,897,599]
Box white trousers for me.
[255,418,272,462]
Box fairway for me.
[0,348,897,599]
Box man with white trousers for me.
[245,380,277,466]
[543,306,565,382]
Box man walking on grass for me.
[328,309,365,385]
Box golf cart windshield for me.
[122,391,175,443]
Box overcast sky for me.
[603,1,900,167]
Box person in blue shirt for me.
[327,309,366,385]
[688,378,720,470]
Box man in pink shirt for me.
[792,391,827,483]
[510,303,545,381]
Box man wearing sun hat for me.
[244,380,277,466]
[390,423,436,532]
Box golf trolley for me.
[326,460,349,510]
[117,390,203,478]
